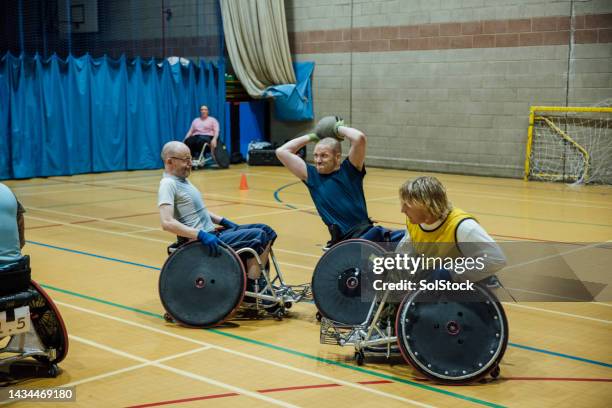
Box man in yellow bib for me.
[397,176,506,283]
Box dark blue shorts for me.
[216,223,277,255]
[359,226,405,245]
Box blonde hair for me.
[399,176,452,220]
[315,137,341,155]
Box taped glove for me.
[197,230,220,257]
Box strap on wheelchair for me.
[167,237,190,255]
[326,220,374,248]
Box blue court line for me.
[273,182,300,209]
[26,240,612,370]
[27,240,160,271]
[508,343,612,368]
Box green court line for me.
[41,283,505,408]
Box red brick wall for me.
[288,14,612,54]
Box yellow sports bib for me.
[406,208,476,259]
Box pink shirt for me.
[188,116,219,137]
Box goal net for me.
[525,106,612,184]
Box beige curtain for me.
[221,0,296,97]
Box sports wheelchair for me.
[0,256,69,379]
[312,239,508,384]
[159,241,311,327]
[190,138,230,170]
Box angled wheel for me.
[312,239,385,325]
[29,280,69,365]
[395,283,508,384]
[159,242,246,327]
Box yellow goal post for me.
[525,106,612,184]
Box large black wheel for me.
[395,284,508,384]
[159,242,246,327]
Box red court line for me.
[25,204,233,231]
[105,211,159,220]
[125,392,239,408]
[505,377,612,382]
[26,223,63,230]
[124,380,394,408]
[51,177,296,212]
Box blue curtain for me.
[0,53,225,179]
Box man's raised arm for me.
[276,134,315,181]
[339,126,367,171]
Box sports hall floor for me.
[2,164,611,407]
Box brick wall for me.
[276,0,612,178]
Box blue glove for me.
[197,230,220,257]
[219,218,239,230]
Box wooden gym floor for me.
[1,164,611,407]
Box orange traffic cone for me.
[239,173,249,190]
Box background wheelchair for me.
[159,241,311,327]
[190,138,230,169]
[1,256,69,379]
[312,239,508,384]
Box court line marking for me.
[244,167,612,201]
[16,186,116,197]
[41,282,605,406]
[24,199,609,261]
[272,182,612,229]
[126,381,393,408]
[55,301,439,408]
[21,176,612,319]
[61,345,212,388]
[65,335,296,408]
[506,341,612,368]
[27,239,612,324]
[358,179,612,210]
[36,200,607,304]
[26,206,158,230]
[503,303,611,325]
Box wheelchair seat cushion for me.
[0,256,31,296]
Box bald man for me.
[158,141,276,286]
[276,123,404,248]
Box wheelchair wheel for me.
[395,283,508,384]
[159,242,246,327]
[29,280,69,365]
[312,239,385,325]
[213,143,230,169]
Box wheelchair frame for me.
[1,281,68,379]
[319,285,507,383]
[235,247,312,319]
[165,243,311,323]
[191,141,214,169]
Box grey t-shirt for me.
[0,183,23,264]
[157,173,215,232]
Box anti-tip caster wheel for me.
[47,364,60,378]
[163,312,174,323]
[490,365,500,379]
[354,351,365,366]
